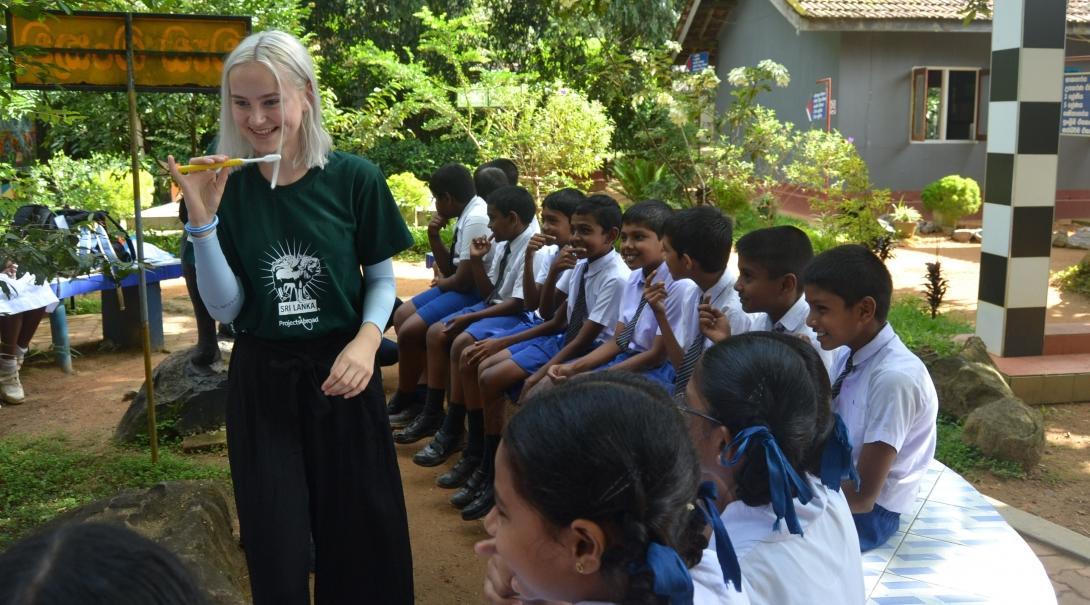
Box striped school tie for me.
[773,323,787,333]
[563,267,588,344]
[673,332,706,396]
[615,293,648,352]
[830,354,855,399]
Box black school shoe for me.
[386,385,428,417]
[393,411,443,444]
[450,468,488,508]
[412,429,466,467]
[461,484,494,521]
[437,454,481,489]
[388,403,423,429]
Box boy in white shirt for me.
[388,163,491,429]
[644,206,750,396]
[702,225,836,371]
[545,200,682,389]
[802,244,939,551]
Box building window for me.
[911,67,989,142]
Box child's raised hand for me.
[166,154,230,230]
[546,363,574,382]
[475,539,522,605]
[553,245,579,271]
[471,235,493,259]
[698,296,731,343]
[644,280,668,315]
[427,213,450,234]
[527,233,555,255]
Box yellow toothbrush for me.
[176,153,281,174]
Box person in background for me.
[0,260,59,406]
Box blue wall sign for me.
[1062,72,1090,137]
[808,91,828,122]
[686,52,709,72]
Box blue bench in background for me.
[48,258,183,373]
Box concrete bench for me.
[48,259,183,373]
[865,459,1056,604]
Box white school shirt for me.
[616,264,681,354]
[832,323,939,515]
[669,270,751,352]
[451,195,491,266]
[485,222,540,305]
[574,548,750,605]
[719,475,865,605]
[747,294,838,372]
[556,250,631,341]
[532,244,559,286]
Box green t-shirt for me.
[217,152,412,340]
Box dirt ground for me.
[3,245,1090,602]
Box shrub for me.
[611,157,673,204]
[891,201,922,223]
[365,136,479,181]
[888,295,972,357]
[387,172,432,226]
[921,175,981,228]
[1052,254,1090,296]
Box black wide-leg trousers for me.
[227,332,414,605]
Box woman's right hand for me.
[166,154,231,231]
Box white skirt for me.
[0,273,60,315]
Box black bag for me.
[12,204,135,263]
[12,204,57,230]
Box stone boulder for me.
[918,221,943,235]
[926,348,1014,420]
[41,481,246,605]
[1053,230,1069,248]
[1068,227,1090,250]
[952,228,982,243]
[958,336,997,368]
[962,397,1045,470]
[116,345,230,443]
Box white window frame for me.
[909,66,987,144]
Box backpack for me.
[11,204,136,263]
[12,204,59,230]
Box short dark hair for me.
[505,373,707,601]
[474,166,509,199]
[479,158,518,186]
[622,200,673,236]
[736,225,814,292]
[802,244,892,321]
[694,333,830,508]
[541,188,585,218]
[0,522,208,605]
[429,163,476,205]
[663,206,733,273]
[573,194,623,235]
[486,185,537,225]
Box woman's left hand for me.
[322,326,380,398]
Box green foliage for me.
[0,434,229,548]
[890,201,922,223]
[69,295,103,316]
[888,296,972,357]
[399,224,453,261]
[921,175,982,227]
[611,157,674,203]
[364,136,479,181]
[1052,254,1090,297]
[387,171,432,226]
[142,230,182,257]
[935,415,1026,479]
[924,261,950,319]
[17,152,154,219]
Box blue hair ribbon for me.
[697,481,743,593]
[821,413,860,492]
[723,425,813,536]
[630,543,694,605]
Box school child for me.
[479,157,519,186]
[476,374,748,605]
[701,225,836,371]
[460,195,629,520]
[681,333,865,605]
[544,200,681,389]
[645,206,750,396]
[474,165,510,200]
[407,186,538,468]
[167,30,413,603]
[802,244,939,552]
[439,188,582,497]
[387,163,491,430]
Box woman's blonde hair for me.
[217,30,333,170]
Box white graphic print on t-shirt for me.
[262,241,325,330]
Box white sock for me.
[17,346,27,361]
[0,356,17,374]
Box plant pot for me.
[894,220,918,239]
[930,210,957,230]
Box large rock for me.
[926,352,1014,420]
[952,228,981,243]
[1053,230,1069,248]
[116,345,230,443]
[958,336,997,368]
[962,397,1045,470]
[1068,227,1090,250]
[40,481,246,605]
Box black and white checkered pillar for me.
[977,0,1068,357]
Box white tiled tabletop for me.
[865,460,1057,604]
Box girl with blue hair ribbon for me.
[475,373,748,605]
[679,332,865,605]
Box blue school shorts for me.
[595,350,676,390]
[412,287,482,325]
[853,504,901,552]
[465,313,536,341]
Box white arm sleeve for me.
[362,258,397,331]
[189,230,244,324]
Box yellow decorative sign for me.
[6,11,251,92]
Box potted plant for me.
[890,201,922,238]
[921,175,982,230]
